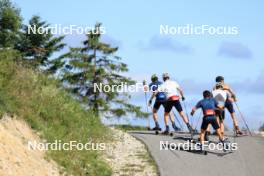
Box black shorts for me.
[225,101,235,113]
[201,115,220,130]
[164,100,183,113]
[153,101,165,110]
[215,109,225,121]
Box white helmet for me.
[162,73,170,79]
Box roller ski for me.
[234,126,248,137]
[197,150,208,155]
[155,130,173,136]
[187,123,195,139]
[194,147,208,155]
[220,138,232,152]
[152,126,162,131]
[187,142,208,155]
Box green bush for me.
[0,50,112,176]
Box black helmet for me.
[203,90,212,98]
[215,76,224,82]
[151,74,158,82]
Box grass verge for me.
[113,124,149,132]
[0,50,112,176]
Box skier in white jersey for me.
[214,76,243,135]
[158,73,194,134]
[212,83,230,134]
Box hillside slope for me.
[0,50,112,175]
[0,115,60,176]
[0,50,158,176]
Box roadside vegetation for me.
[0,0,152,175]
[0,50,112,175]
[114,124,149,132]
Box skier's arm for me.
[191,101,201,116]
[224,85,237,101]
[229,87,237,101]
[149,84,161,105]
[177,87,185,101]
[148,92,157,106]
[191,107,196,116]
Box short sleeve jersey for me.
[158,80,180,99]
[196,98,218,112]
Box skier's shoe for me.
[174,126,181,132]
[235,126,243,136]
[187,125,195,133]
[162,130,170,135]
[221,138,231,152]
[152,126,162,131]
[236,130,244,136]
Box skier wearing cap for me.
[157,73,194,134]
[148,74,181,131]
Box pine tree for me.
[63,23,146,118]
[0,0,22,48]
[15,15,66,72]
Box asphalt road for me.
[131,131,264,176]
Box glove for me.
[182,96,185,101]
[190,111,194,116]
[148,99,152,106]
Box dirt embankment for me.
[0,115,158,176]
[0,115,61,176]
[103,128,158,176]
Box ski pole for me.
[233,124,236,143]
[183,100,194,139]
[183,100,191,126]
[143,80,150,130]
[234,102,252,136]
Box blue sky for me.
[13,0,264,129]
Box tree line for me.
[0,0,146,118]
